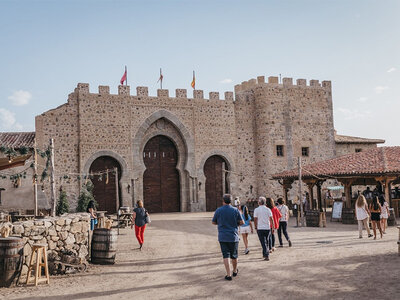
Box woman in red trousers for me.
[266,197,282,252]
[131,200,149,250]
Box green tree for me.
[56,189,69,215]
[76,181,97,212]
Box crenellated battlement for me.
[234,75,332,93]
[73,83,234,101]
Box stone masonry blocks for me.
[225,92,234,101]
[118,85,130,95]
[157,89,169,98]
[175,89,187,98]
[136,86,148,97]
[297,79,307,86]
[77,83,89,94]
[268,76,279,84]
[283,78,293,86]
[310,80,320,87]
[209,92,220,100]
[193,90,204,99]
[257,76,265,84]
[98,85,110,94]
[322,81,332,89]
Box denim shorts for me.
[219,242,239,259]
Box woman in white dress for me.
[379,195,390,234]
[355,195,372,238]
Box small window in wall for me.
[355,148,362,153]
[276,145,284,157]
[302,147,309,157]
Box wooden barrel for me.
[0,237,24,287]
[387,208,397,226]
[342,208,356,224]
[305,210,319,227]
[91,228,117,265]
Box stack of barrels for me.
[91,228,117,264]
[305,210,320,227]
[342,208,356,224]
[0,237,24,287]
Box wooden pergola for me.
[272,147,400,217]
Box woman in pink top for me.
[266,197,281,252]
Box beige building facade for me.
[0,75,384,213]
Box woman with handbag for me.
[131,200,150,250]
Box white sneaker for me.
[244,248,249,255]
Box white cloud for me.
[387,67,396,73]
[374,86,389,94]
[337,107,371,120]
[8,90,32,106]
[0,108,23,130]
[357,97,368,102]
[220,78,233,84]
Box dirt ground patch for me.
[1,212,399,300]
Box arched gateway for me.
[143,135,180,213]
[89,156,122,214]
[204,155,229,211]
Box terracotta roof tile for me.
[272,146,400,179]
[0,132,35,148]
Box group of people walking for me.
[212,194,292,280]
[355,194,390,239]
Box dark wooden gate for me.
[143,135,180,213]
[204,155,228,211]
[89,156,122,214]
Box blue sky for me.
[0,0,399,145]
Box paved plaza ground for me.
[1,212,399,300]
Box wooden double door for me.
[89,156,122,214]
[143,135,180,213]
[204,155,229,211]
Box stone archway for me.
[143,135,180,213]
[203,155,229,211]
[89,156,122,213]
[83,150,130,209]
[198,150,235,211]
[132,110,196,212]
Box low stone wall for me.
[1,213,90,275]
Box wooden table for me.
[118,213,132,228]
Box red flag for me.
[191,71,195,89]
[120,67,127,85]
[157,68,163,89]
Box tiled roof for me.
[334,134,385,144]
[0,132,35,148]
[272,146,400,179]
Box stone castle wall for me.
[336,143,378,157]
[1,213,90,277]
[35,75,343,210]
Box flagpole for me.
[160,68,162,89]
[125,66,127,86]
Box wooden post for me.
[114,167,119,212]
[306,183,315,210]
[298,157,305,227]
[384,178,391,208]
[344,181,352,208]
[316,181,323,212]
[33,138,38,217]
[49,138,56,217]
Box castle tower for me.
[234,76,335,197]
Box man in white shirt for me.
[253,196,274,261]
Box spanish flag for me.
[191,71,195,89]
[120,66,127,85]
